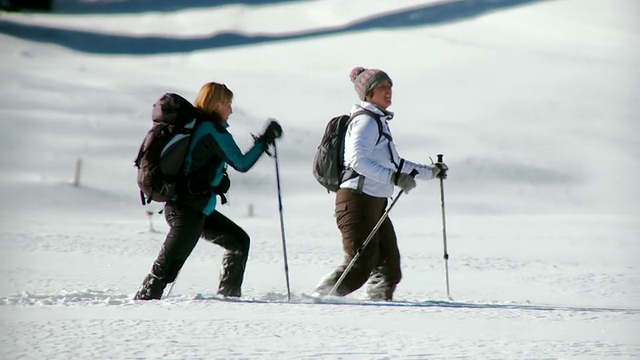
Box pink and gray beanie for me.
[349,66,393,101]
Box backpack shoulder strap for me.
[349,109,385,143]
[350,109,398,169]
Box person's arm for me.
[203,123,266,173]
[396,158,439,180]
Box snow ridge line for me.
[2,290,638,314]
[196,294,640,314]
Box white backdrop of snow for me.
[0,0,639,359]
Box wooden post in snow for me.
[73,158,83,187]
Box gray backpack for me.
[312,109,383,192]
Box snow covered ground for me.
[1,0,639,358]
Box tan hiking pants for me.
[316,188,402,300]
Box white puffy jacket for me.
[340,102,436,198]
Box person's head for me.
[194,82,234,123]
[350,67,393,109]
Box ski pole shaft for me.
[165,270,180,298]
[329,169,418,296]
[437,154,453,300]
[273,142,292,302]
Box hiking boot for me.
[217,250,247,297]
[133,273,167,300]
[366,269,395,301]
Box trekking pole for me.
[273,142,292,302]
[329,169,418,296]
[165,270,181,298]
[437,154,453,301]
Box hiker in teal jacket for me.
[178,111,266,215]
[134,82,283,300]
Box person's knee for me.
[236,232,250,254]
[202,228,250,254]
[224,232,249,254]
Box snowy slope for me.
[1,0,639,359]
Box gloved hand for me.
[393,172,417,193]
[431,162,448,179]
[258,118,283,146]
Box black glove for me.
[432,162,448,179]
[258,118,283,146]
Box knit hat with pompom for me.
[349,66,393,101]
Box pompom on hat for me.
[349,66,393,101]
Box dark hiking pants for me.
[315,189,402,300]
[134,202,250,300]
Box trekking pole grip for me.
[437,154,443,163]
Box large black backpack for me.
[134,93,200,205]
[312,109,383,192]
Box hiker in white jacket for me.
[342,101,435,197]
[314,66,448,301]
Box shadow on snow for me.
[1,0,550,55]
[52,0,309,14]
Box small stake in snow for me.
[73,158,82,186]
[146,210,156,232]
[437,154,453,301]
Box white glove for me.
[393,173,417,193]
[431,162,448,179]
